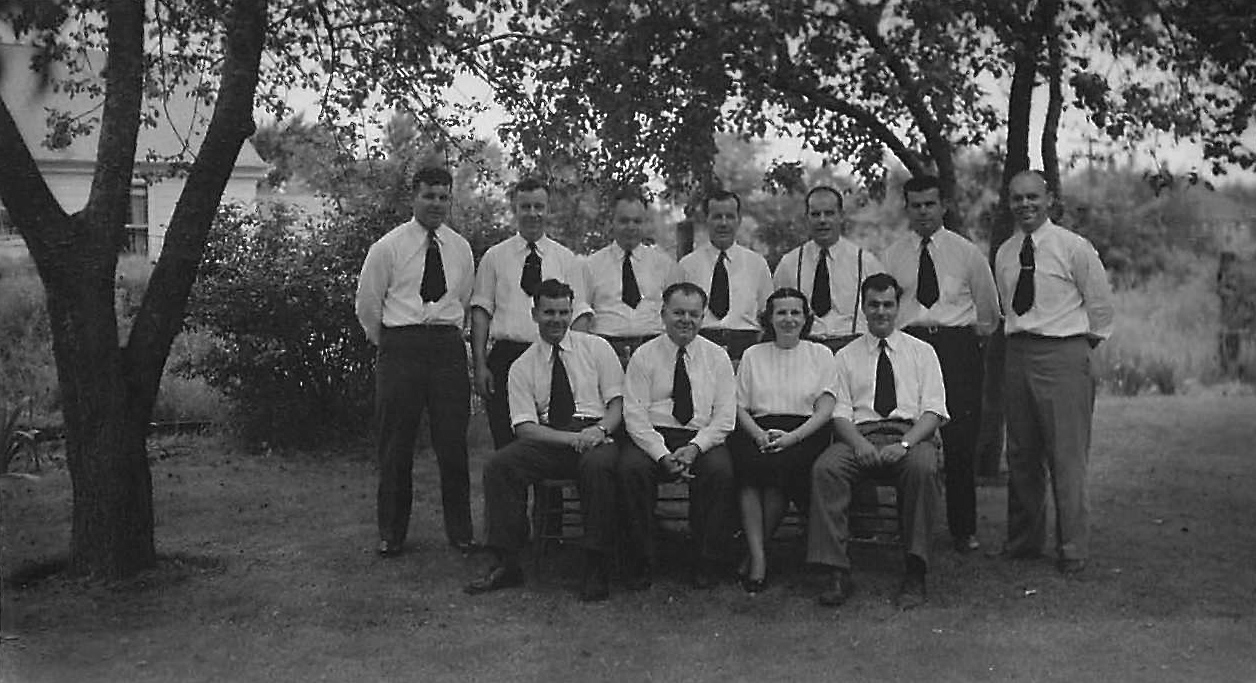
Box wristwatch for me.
[898,440,912,450]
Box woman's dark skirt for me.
[728,414,832,494]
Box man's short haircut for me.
[662,281,709,308]
[860,272,904,302]
[533,278,574,304]
[804,185,844,212]
[411,166,453,193]
[759,287,814,341]
[611,186,649,210]
[510,176,550,201]
[902,175,942,199]
[701,189,741,217]
[1008,168,1050,191]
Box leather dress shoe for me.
[377,540,403,558]
[449,539,482,556]
[463,564,524,595]
[953,535,981,554]
[741,576,766,595]
[894,571,928,610]
[817,570,853,607]
[579,554,610,602]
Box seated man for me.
[620,281,738,589]
[807,273,948,609]
[464,279,625,602]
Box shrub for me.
[183,203,382,446]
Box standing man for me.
[882,175,999,553]
[464,279,625,602]
[775,186,884,352]
[355,166,477,557]
[808,273,947,609]
[677,190,773,361]
[472,177,592,449]
[995,170,1113,575]
[583,188,680,365]
[620,282,738,588]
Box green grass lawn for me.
[2,394,1255,682]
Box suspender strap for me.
[851,248,863,335]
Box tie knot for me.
[624,248,633,260]
[818,247,829,260]
[527,241,538,253]
[878,338,889,351]
[921,235,931,247]
[718,249,727,261]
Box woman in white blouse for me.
[730,287,836,593]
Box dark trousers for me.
[806,422,940,570]
[482,435,621,557]
[375,326,472,546]
[486,341,531,449]
[619,427,737,564]
[1004,335,1094,561]
[904,326,983,539]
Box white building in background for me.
[0,43,267,258]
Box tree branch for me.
[84,0,146,245]
[0,97,71,257]
[125,0,269,421]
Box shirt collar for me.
[862,329,901,352]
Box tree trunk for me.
[0,0,268,579]
[1041,25,1064,198]
[975,44,1037,479]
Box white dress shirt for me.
[736,341,837,417]
[774,239,885,338]
[677,243,774,331]
[624,334,736,460]
[882,227,1000,335]
[355,220,474,344]
[470,233,591,343]
[831,330,949,425]
[994,220,1114,340]
[584,242,679,337]
[507,330,624,428]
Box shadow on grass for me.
[5,553,226,593]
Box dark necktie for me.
[916,235,938,308]
[709,250,730,319]
[1012,236,1035,316]
[420,230,447,303]
[549,344,575,428]
[622,249,642,308]
[812,247,832,318]
[521,241,542,296]
[874,338,897,418]
[671,346,694,425]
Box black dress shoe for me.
[579,554,610,602]
[817,570,853,607]
[377,540,403,558]
[894,571,927,610]
[741,577,766,595]
[449,539,482,556]
[463,564,524,595]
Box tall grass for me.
[0,249,226,427]
[1091,256,1226,395]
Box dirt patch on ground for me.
[2,398,1255,682]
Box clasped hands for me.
[659,443,699,481]
[851,438,909,467]
[569,425,611,454]
[753,428,797,454]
